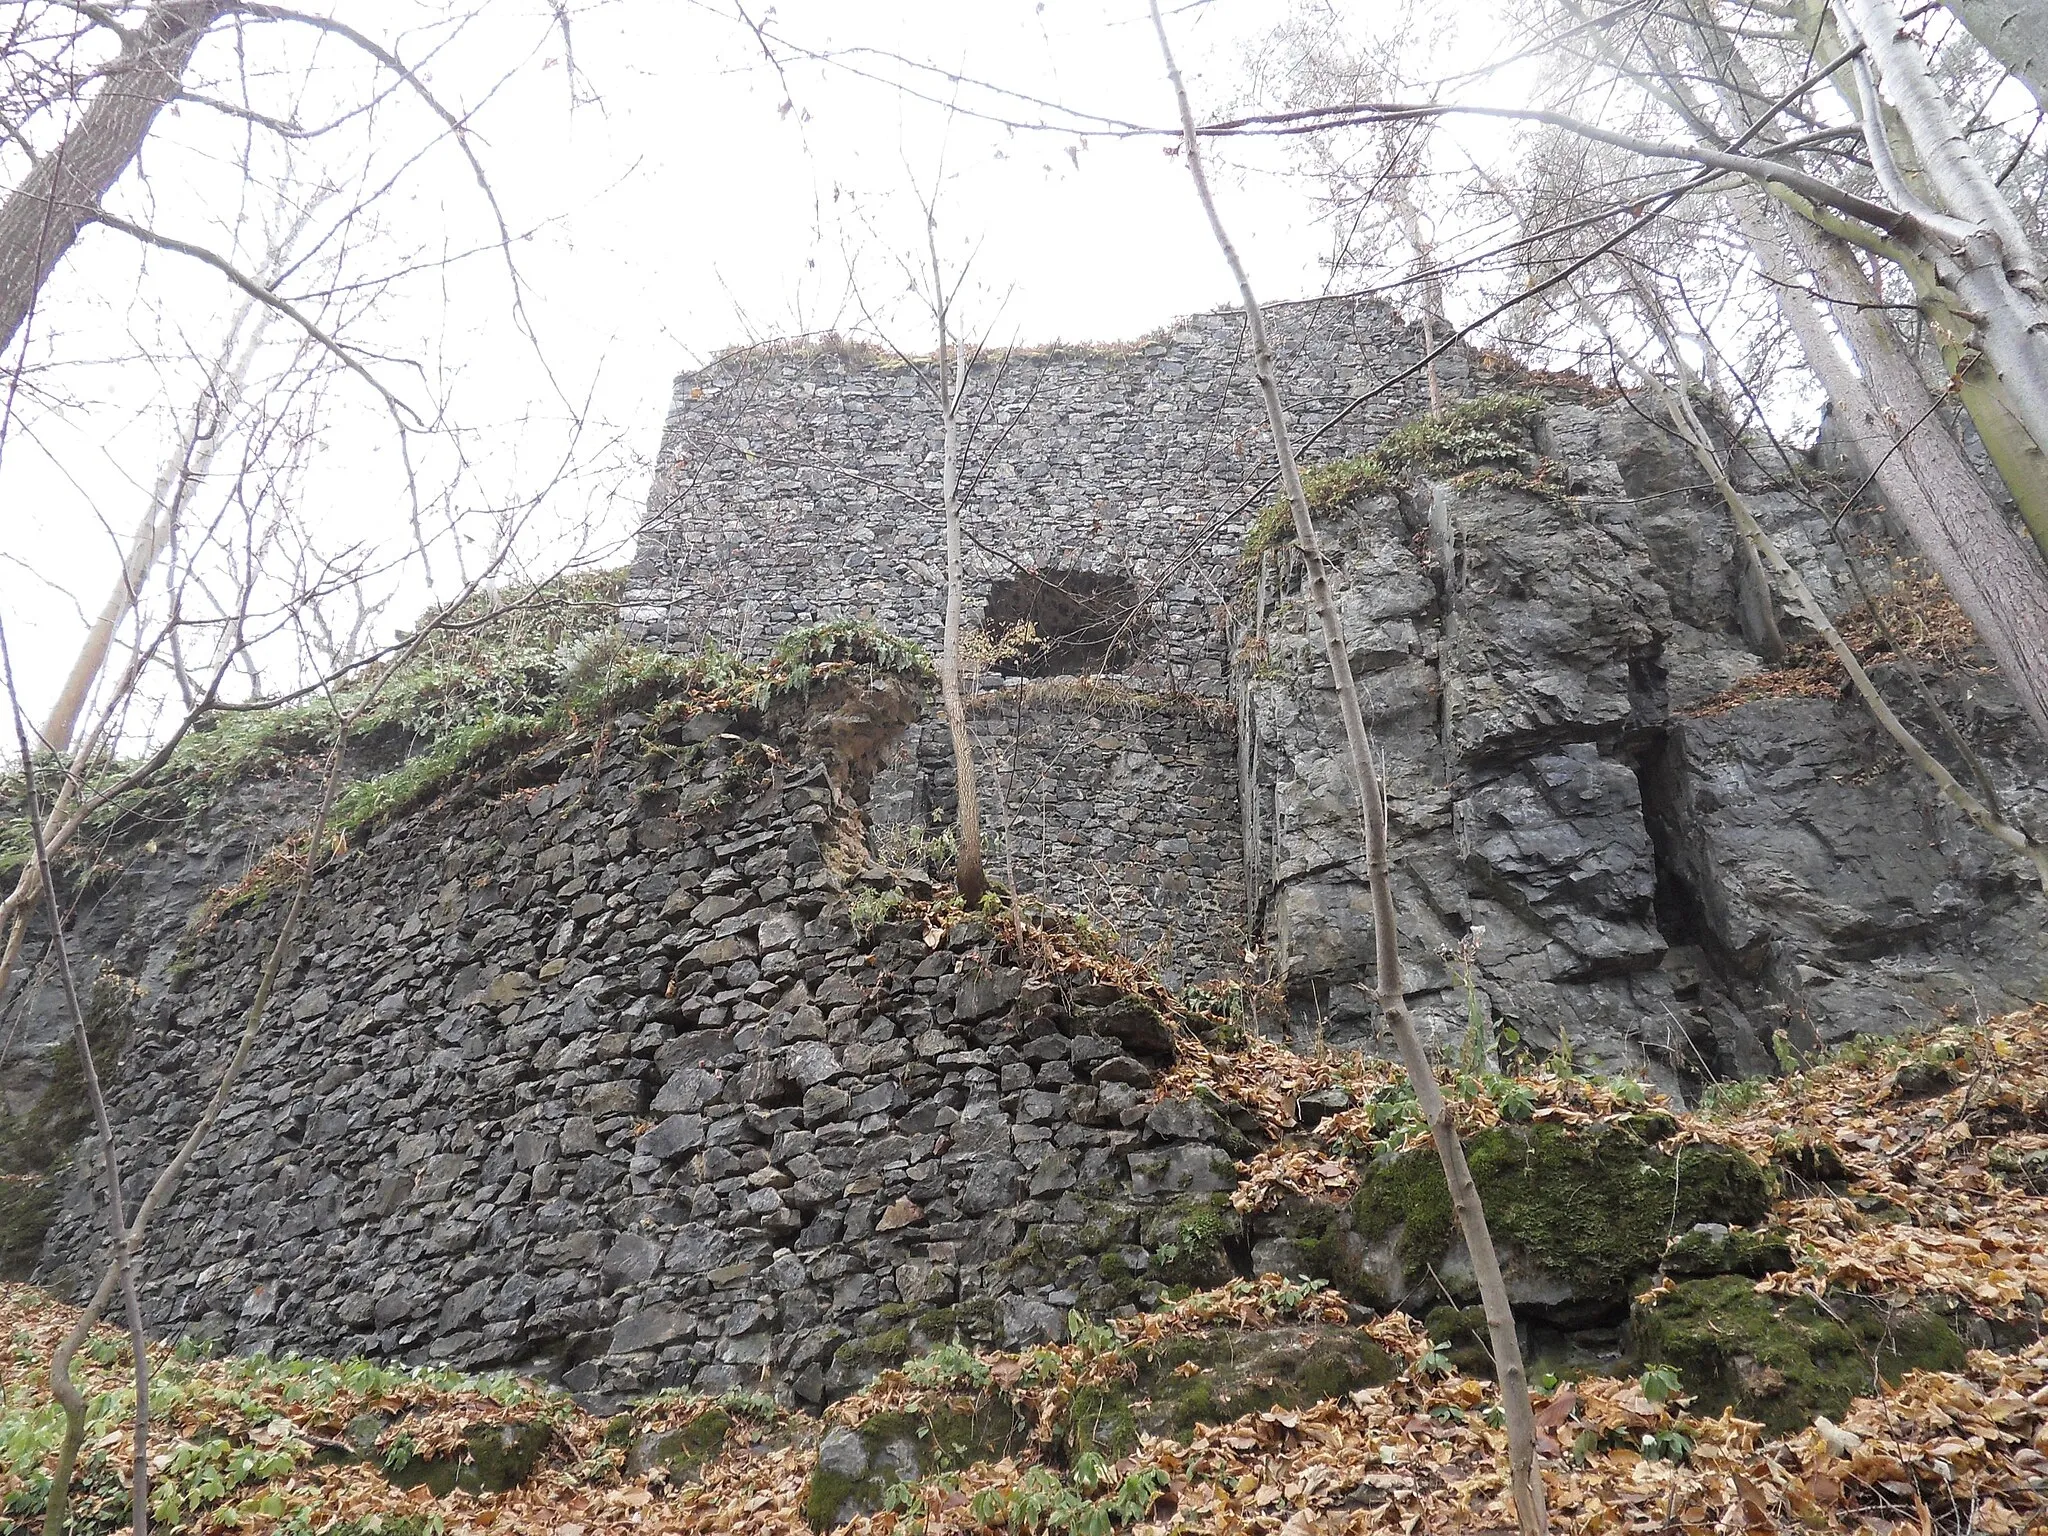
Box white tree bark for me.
[40,289,276,752]
[1834,0,2048,554]
[1740,194,2048,749]
[1941,0,2048,108]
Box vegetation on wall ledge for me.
[0,573,933,888]
[1241,392,1550,564]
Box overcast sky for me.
[0,0,1458,729]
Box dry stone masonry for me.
[36,680,1258,1401]
[14,292,2047,1407]
[629,294,2048,1086]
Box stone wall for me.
[624,294,1461,986]
[623,294,2048,1086]
[625,295,1454,684]
[36,680,1255,1403]
[869,684,1245,986]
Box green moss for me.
[4,582,933,906]
[909,1298,1001,1351]
[806,1397,1026,1529]
[1661,1226,1795,1279]
[379,1419,554,1497]
[0,1177,56,1277]
[1134,1327,1398,1440]
[1421,1305,1495,1378]
[0,972,136,1279]
[1351,1120,1769,1301]
[1632,1276,1966,1433]
[1241,393,1548,563]
[650,1407,731,1482]
[1771,1134,1851,1185]
[832,1326,911,1381]
[1002,1198,1140,1285]
[1144,1195,1241,1289]
[1063,1384,1140,1460]
[462,1419,554,1492]
[803,1461,866,1530]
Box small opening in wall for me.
[983,569,1148,676]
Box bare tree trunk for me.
[1589,5,2048,752]
[0,622,153,1536]
[1150,8,1547,1532]
[0,2,225,356]
[1833,0,2048,553]
[930,233,987,908]
[1620,297,2048,888]
[1941,0,2048,105]
[1737,197,2048,750]
[41,290,274,751]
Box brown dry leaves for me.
[10,1013,2048,1534]
[1697,1007,2048,1313]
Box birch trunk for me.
[0,2,225,355]
[1832,0,2048,563]
[1740,196,2048,750]
[41,289,274,751]
[1940,0,2048,110]
[1152,7,1548,1532]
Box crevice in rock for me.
[1630,730,1709,952]
[1629,725,1777,1083]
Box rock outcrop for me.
[1242,394,2048,1086]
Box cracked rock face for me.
[1243,400,2047,1091]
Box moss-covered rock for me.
[1246,1195,1392,1311]
[1141,1195,1242,1291]
[1660,1224,1795,1279]
[0,974,136,1279]
[824,1326,913,1397]
[804,1395,1028,1529]
[1771,1134,1851,1186]
[1420,1305,1495,1379]
[908,1298,1002,1353]
[639,1407,731,1483]
[383,1419,555,1495]
[1350,1120,1770,1313]
[0,1175,56,1278]
[1631,1276,1966,1433]
[1057,1323,1398,1459]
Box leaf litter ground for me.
[5,1006,2047,1535]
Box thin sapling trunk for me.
[1150,7,1549,1532]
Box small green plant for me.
[966,1459,1170,1536]
[1414,1342,1455,1379]
[1700,1078,1766,1118]
[1064,1311,1118,1361]
[903,1343,992,1392]
[849,886,910,937]
[1640,1363,1683,1404]
[1641,1426,1694,1464]
[1018,1347,1064,1387]
[716,1388,781,1422]
[882,1478,933,1535]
